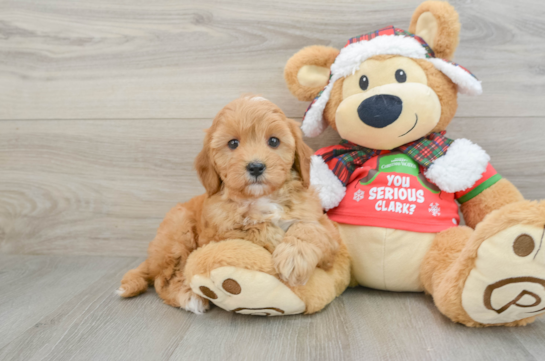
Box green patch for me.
[378,154,419,176]
[457,174,503,204]
[359,154,439,193]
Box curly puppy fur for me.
[119,96,341,312]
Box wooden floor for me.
[2,255,545,361]
[1,0,545,360]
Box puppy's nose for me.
[357,94,403,128]
[246,162,266,177]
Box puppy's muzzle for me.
[247,162,266,177]
[357,94,403,128]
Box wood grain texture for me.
[0,118,207,255]
[0,255,543,361]
[1,117,544,256]
[0,255,141,352]
[1,0,545,120]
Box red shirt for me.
[324,151,501,233]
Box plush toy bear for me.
[284,1,545,327]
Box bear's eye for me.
[227,139,239,149]
[359,75,369,91]
[268,137,280,148]
[395,69,407,83]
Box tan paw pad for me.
[462,224,545,324]
[189,266,305,316]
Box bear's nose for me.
[246,162,266,177]
[357,94,403,128]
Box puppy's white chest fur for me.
[242,197,295,232]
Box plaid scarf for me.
[316,132,453,186]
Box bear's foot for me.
[184,238,350,316]
[425,201,545,327]
[190,266,306,316]
[184,239,309,316]
[462,223,545,325]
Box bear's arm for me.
[460,178,524,228]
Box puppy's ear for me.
[409,1,460,60]
[284,45,339,102]
[288,119,313,188]
[195,130,221,196]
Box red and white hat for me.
[302,26,483,138]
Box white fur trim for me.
[301,35,482,137]
[425,139,490,193]
[301,78,337,137]
[427,58,482,96]
[310,155,346,211]
[331,36,428,78]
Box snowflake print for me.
[429,203,441,216]
[353,189,365,202]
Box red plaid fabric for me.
[345,26,435,58]
[316,132,453,186]
[397,132,453,167]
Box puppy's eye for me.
[395,69,407,83]
[359,75,369,90]
[227,139,239,150]
[268,137,280,148]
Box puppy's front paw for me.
[273,237,322,286]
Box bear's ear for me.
[409,1,460,60]
[284,45,339,101]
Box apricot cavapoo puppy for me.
[118,96,341,314]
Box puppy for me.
[118,96,340,314]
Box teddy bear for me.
[284,0,545,327]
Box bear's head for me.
[284,1,482,150]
